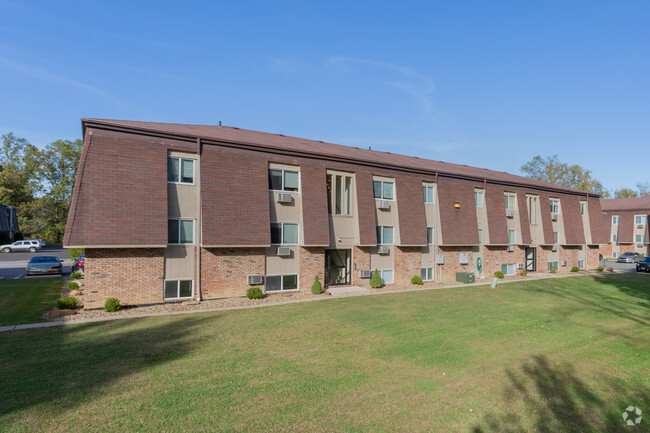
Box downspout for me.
[196,137,202,302]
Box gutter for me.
[196,138,202,302]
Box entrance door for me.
[326,249,350,286]
[525,247,537,271]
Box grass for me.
[0,274,649,432]
[0,278,63,325]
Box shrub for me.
[519,269,528,276]
[68,248,85,260]
[57,296,78,310]
[571,266,579,272]
[246,286,263,299]
[311,276,323,294]
[70,271,83,279]
[370,269,382,288]
[104,297,121,312]
[67,281,79,290]
[550,267,558,273]
[411,275,423,285]
[597,266,604,272]
[494,271,505,279]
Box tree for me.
[520,155,608,196]
[637,182,650,197]
[613,188,638,198]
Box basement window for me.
[420,267,433,281]
[501,264,515,275]
[164,280,193,299]
[265,274,298,292]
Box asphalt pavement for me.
[0,246,72,280]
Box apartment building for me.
[599,197,650,258]
[64,119,609,307]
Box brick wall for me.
[299,247,325,290]
[84,248,165,308]
[394,246,421,284]
[587,245,600,269]
[483,245,526,276]
[558,246,579,273]
[598,243,612,259]
[351,246,370,286]
[537,246,549,272]
[201,248,265,298]
[438,246,474,282]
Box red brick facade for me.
[394,247,421,284]
[201,248,265,298]
[351,247,371,286]
[299,247,325,290]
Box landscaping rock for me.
[69,290,83,296]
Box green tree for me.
[613,188,638,198]
[520,155,608,197]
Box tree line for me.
[0,133,82,243]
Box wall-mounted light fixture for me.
[454,202,460,209]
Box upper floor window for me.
[580,202,586,216]
[376,226,394,245]
[373,180,394,200]
[269,169,299,192]
[270,222,298,245]
[527,196,538,224]
[475,190,484,207]
[168,219,194,244]
[612,234,618,242]
[550,199,560,214]
[612,215,620,224]
[508,229,516,244]
[504,193,517,210]
[423,185,435,204]
[478,229,483,244]
[636,234,647,243]
[167,156,194,184]
[635,215,647,225]
[327,174,352,215]
[426,227,434,244]
[553,231,559,244]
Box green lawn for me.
[0,278,63,325]
[0,275,648,432]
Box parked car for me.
[71,254,85,273]
[636,256,650,272]
[26,239,46,248]
[26,256,63,276]
[617,252,642,263]
[1,240,42,253]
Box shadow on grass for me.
[592,273,650,310]
[472,355,649,433]
[0,315,213,420]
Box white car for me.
[26,239,46,248]
[1,240,42,253]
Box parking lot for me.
[0,246,72,280]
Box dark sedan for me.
[636,257,650,273]
[71,254,85,273]
[618,252,642,263]
[26,256,63,276]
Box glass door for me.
[326,250,350,286]
[525,247,537,271]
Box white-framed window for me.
[373,180,394,200]
[167,156,195,184]
[553,231,559,244]
[613,252,619,258]
[580,202,586,216]
[420,267,433,281]
[636,234,646,243]
[423,185,435,204]
[168,219,194,244]
[270,222,299,245]
[378,269,394,284]
[426,227,434,244]
[327,173,352,215]
[478,229,483,244]
[376,226,394,245]
[635,215,647,225]
[504,193,517,210]
[548,261,559,272]
[612,234,618,243]
[265,274,298,292]
[508,229,516,244]
[475,190,484,207]
[578,260,585,269]
[501,264,515,275]
[269,168,299,192]
[164,279,193,299]
[527,195,538,224]
[612,215,619,224]
[550,199,560,214]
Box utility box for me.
[456,272,475,284]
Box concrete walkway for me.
[0,271,628,333]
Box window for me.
[636,235,646,243]
[612,215,619,224]
[265,274,298,292]
[578,260,584,269]
[373,180,394,200]
[423,185,435,204]
[270,223,299,244]
[420,267,433,281]
[612,234,618,242]
[550,199,559,214]
[527,196,538,224]
[580,202,586,216]
[327,174,353,215]
[478,229,483,244]
[376,226,394,245]
[613,252,619,258]
[167,156,194,184]
[508,229,516,244]
[426,227,434,244]
[504,193,517,210]
[164,280,193,299]
[378,269,394,284]
[269,168,299,192]
[635,215,647,224]
[553,231,559,244]
[548,261,559,272]
[475,190,484,207]
[168,219,194,244]
[501,264,515,275]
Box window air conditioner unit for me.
[277,193,292,203]
[377,246,390,254]
[638,224,645,229]
[551,244,558,251]
[506,210,515,218]
[551,213,558,221]
[459,252,469,264]
[507,245,514,252]
[561,261,567,267]
[517,263,524,269]
[638,243,645,247]
[378,200,390,210]
[359,270,372,278]
[247,275,263,285]
[436,254,445,264]
[277,247,291,256]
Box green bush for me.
[411,275,423,285]
[597,266,604,272]
[67,281,79,290]
[550,267,558,274]
[57,296,78,310]
[104,297,121,312]
[571,266,579,272]
[494,271,505,279]
[70,271,83,279]
[520,269,528,276]
[311,276,322,294]
[370,269,382,288]
[246,286,263,299]
[67,248,85,260]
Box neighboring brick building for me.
[599,197,650,258]
[64,119,610,307]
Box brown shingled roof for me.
[600,197,650,212]
[82,118,594,196]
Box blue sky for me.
[1,1,648,192]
